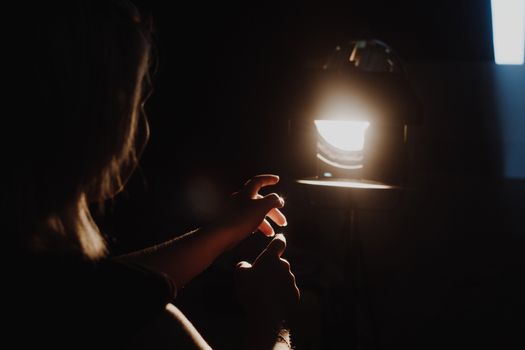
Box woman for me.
[5,1,299,348]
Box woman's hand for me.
[214,174,288,248]
[120,174,288,288]
[234,234,300,348]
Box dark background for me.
[98,1,525,349]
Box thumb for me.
[254,233,286,266]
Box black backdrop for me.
[96,1,524,349]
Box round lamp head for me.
[312,39,421,184]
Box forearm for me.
[117,175,285,287]
[117,226,232,287]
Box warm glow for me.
[297,178,394,189]
[314,120,370,152]
[491,0,525,65]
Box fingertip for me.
[259,218,275,237]
[267,233,286,254]
[264,228,276,237]
[274,233,287,245]
[273,193,285,206]
[263,193,282,208]
[260,174,280,185]
[254,233,287,264]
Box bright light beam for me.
[491,0,525,65]
[314,120,370,152]
[297,178,394,190]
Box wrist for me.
[203,219,243,251]
[196,224,237,253]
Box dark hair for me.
[4,0,153,259]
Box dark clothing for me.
[8,254,176,348]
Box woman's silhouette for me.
[4,1,299,349]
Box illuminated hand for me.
[235,234,300,327]
[216,174,287,247]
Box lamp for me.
[292,39,421,349]
[310,39,421,185]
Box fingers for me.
[257,194,287,227]
[268,208,287,226]
[280,259,301,300]
[243,174,280,198]
[265,233,287,259]
[258,219,275,237]
[251,194,284,235]
[259,193,284,213]
[254,233,287,265]
[279,257,291,269]
[291,275,301,300]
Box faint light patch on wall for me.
[493,65,525,178]
[185,177,222,221]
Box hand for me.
[214,174,288,248]
[235,234,300,328]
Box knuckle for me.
[279,258,291,269]
[266,193,280,202]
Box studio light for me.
[293,39,422,349]
[310,39,421,185]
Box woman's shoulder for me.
[10,254,178,347]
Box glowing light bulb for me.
[314,120,370,152]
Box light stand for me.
[296,178,398,349]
